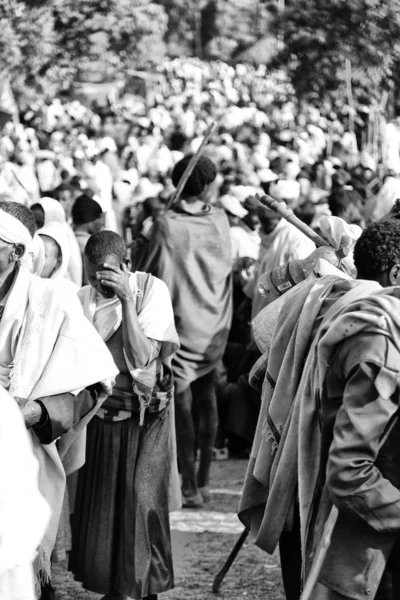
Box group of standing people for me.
[3,56,400,600]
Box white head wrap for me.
[38,222,70,280]
[36,197,66,225]
[0,208,32,256]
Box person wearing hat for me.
[219,195,260,262]
[72,194,104,285]
[244,198,315,318]
[138,154,233,508]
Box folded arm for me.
[327,359,400,532]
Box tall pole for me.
[194,4,203,59]
[277,0,285,50]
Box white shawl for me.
[0,267,118,586]
[0,386,50,600]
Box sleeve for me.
[327,359,400,533]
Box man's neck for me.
[0,267,17,303]
[74,224,90,234]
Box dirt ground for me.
[52,459,285,600]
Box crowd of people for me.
[2,56,400,600]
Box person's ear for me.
[13,244,25,260]
[122,258,132,272]
[389,263,400,286]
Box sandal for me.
[182,491,204,509]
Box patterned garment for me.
[101,327,174,418]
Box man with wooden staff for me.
[139,153,232,508]
[239,219,400,600]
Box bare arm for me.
[97,263,153,368]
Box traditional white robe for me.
[0,266,118,585]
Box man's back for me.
[144,201,233,382]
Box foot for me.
[182,491,204,509]
[198,486,210,503]
[212,447,229,461]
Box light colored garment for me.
[34,198,83,286]
[230,224,260,261]
[79,271,179,424]
[0,385,50,600]
[363,176,400,223]
[0,207,32,249]
[36,197,66,225]
[38,222,71,281]
[246,219,315,317]
[78,271,181,512]
[65,223,83,286]
[0,266,118,584]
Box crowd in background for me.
[3,55,400,600]
[2,59,400,453]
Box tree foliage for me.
[275,0,400,104]
[0,0,168,91]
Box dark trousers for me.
[279,515,302,600]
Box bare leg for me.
[192,371,218,489]
[174,384,197,497]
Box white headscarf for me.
[38,222,70,280]
[0,208,32,256]
[36,197,66,225]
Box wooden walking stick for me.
[258,195,355,278]
[300,506,339,600]
[165,121,217,212]
[212,527,250,593]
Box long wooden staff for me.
[258,195,354,278]
[165,121,217,211]
[300,506,339,600]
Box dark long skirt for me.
[69,407,174,598]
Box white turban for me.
[0,208,32,256]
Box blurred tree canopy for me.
[4,0,400,108]
[274,0,400,105]
[1,0,168,93]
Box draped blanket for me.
[301,287,400,583]
[139,203,233,386]
[238,275,381,554]
[0,267,118,586]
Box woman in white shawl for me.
[70,230,180,600]
[37,222,76,287]
[30,196,83,286]
[0,385,50,600]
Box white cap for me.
[258,168,279,183]
[270,180,300,202]
[219,195,248,219]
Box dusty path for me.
[53,459,284,600]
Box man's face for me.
[85,253,120,298]
[58,191,73,219]
[257,205,281,234]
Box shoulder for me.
[77,284,91,305]
[30,275,82,312]
[337,332,399,378]
[134,271,170,297]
